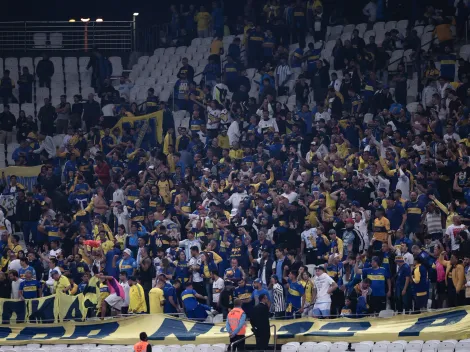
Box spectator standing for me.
[226,298,247,350]
[83,93,101,132]
[36,54,54,88]
[177,58,195,82]
[211,1,224,38]
[275,57,292,97]
[18,67,33,104]
[250,293,271,350]
[55,95,71,134]
[0,70,15,104]
[195,6,212,38]
[0,104,16,146]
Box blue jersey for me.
[396,263,411,289]
[45,225,60,242]
[252,288,270,305]
[19,266,36,279]
[286,279,305,309]
[116,257,137,277]
[181,289,198,311]
[362,267,389,297]
[405,201,424,232]
[175,260,190,282]
[19,279,40,299]
[234,285,253,301]
[385,203,406,230]
[224,267,243,280]
[164,285,178,313]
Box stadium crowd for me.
[0,0,469,333]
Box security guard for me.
[226,298,247,350]
[134,332,151,352]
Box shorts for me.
[105,293,125,311]
[313,302,331,317]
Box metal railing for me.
[0,21,133,51]
[229,324,277,352]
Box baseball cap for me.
[124,248,132,256]
[50,270,60,276]
[271,274,279,281]
[345,218,354,224]
[134,199,141,204]
[378,188,387,193]
[253,278,262,284]
[351,200,360,206]
[395,256,404,262]
[315,266,325,271]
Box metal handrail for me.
[229,324,277,352]
[230,333,254,352]
[271,324,277,352]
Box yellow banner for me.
[112,110,164,144]
[0,293,86,325]
[0,306,470,345]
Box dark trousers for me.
[369,295,386,313]
[414,294,428,311]
[39,77,51,88]
[230,334,246,351]
[255,333,271,350]
[193,281,206,303]
[22,220,39,245]
[395,288,412,312]
[19,88,32,104]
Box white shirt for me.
[225,192,247,211]
[330,79,342,92]
[33,136,56,159]
[315,111,331,122]
[363,1,377,22]
[212,277,225,303]
[413,142,427,163]
[120,281,131,307]
[189,256,203,283]
[178,239,201,259]
[49,248,62,258]
[281,191,298,203]
[301,228,317,249]
[257,117,279,134]
[113,188,126,204]
[313,273,335,304]
[46,266,61,287]
[422,86,437,107]
[227,120,241,146]
[102,104,115,116]
[275,65,292,87]
[444,132,461,144]
[11,279,23,299]
[8,259,21,273]
[117,83,133,101]
[446,224,466,251]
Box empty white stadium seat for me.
[19,57,34,72]
[282,342,300,352]
[356,343,373,352]
[194,344,210,352]
[330,342,348,351]
[436,342,454,352]
[33,33,47,48]
[374,342,391,352]
[389,342,405,352]
[49,32,63,48]
[455,341,470,351]
[5,57,18,69]
[385,21,397,31]
[422,342,437,352]
[109,56,123,76]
